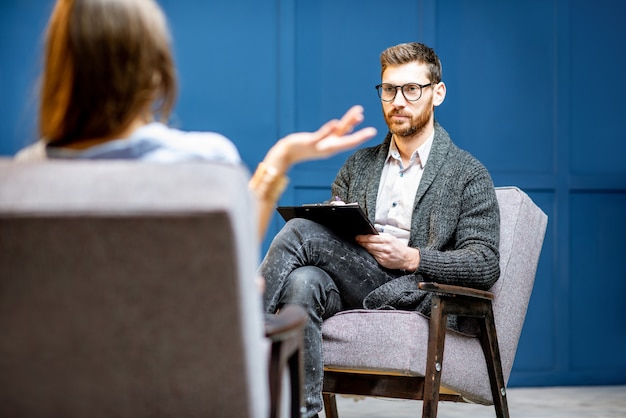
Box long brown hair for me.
[39,0,177,144]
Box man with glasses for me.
[260,42,500,418]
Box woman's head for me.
[40,0,177,144]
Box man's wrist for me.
[403,247,421,273]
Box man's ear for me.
[433,82,446,107]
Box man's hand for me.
[355,233,420,272]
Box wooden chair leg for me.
[422,294,447,418]
[478,306,510,418]
[288,344,304,418]
[269,340,284,418]
[322,393,339,418]
[266,305,308,418]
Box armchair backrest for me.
[0,159,266,418]
[491,186,548,384]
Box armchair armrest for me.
[418,282,494,301]
[265,304,308,341]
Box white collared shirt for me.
[374,132,434,245]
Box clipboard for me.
[276,204,378,238]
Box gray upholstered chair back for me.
[490,186,548,385]
[0,159,266,418]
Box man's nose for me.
[391,88,407,106]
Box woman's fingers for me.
[334,105,365,136]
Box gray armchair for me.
[0,159,305,418]
[321,186,548,418]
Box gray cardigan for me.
[331,122,500,320]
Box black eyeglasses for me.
[375,82,433,102]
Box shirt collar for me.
[386,130,435,169]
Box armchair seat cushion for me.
[323,309,493,404]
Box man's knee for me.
[281,266,338,308]
[284,266,328,297]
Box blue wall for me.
[1,0,625,388]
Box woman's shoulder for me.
[130,122,242,164]
[13,123,242,165]
[14,141,47,161]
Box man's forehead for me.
[382,62,430,82]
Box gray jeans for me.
[260,218,398,417]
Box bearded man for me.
[259,42,501,418]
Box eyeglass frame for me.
[375,82,434,102]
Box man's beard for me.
[384,102,433,138]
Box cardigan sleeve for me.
[415,161,500,290]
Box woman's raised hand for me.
[263,105,377,173]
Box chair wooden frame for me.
[266,305,308,418]
[322,282,509,418]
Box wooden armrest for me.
[265,304,308,341]
[418,282,494,301]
